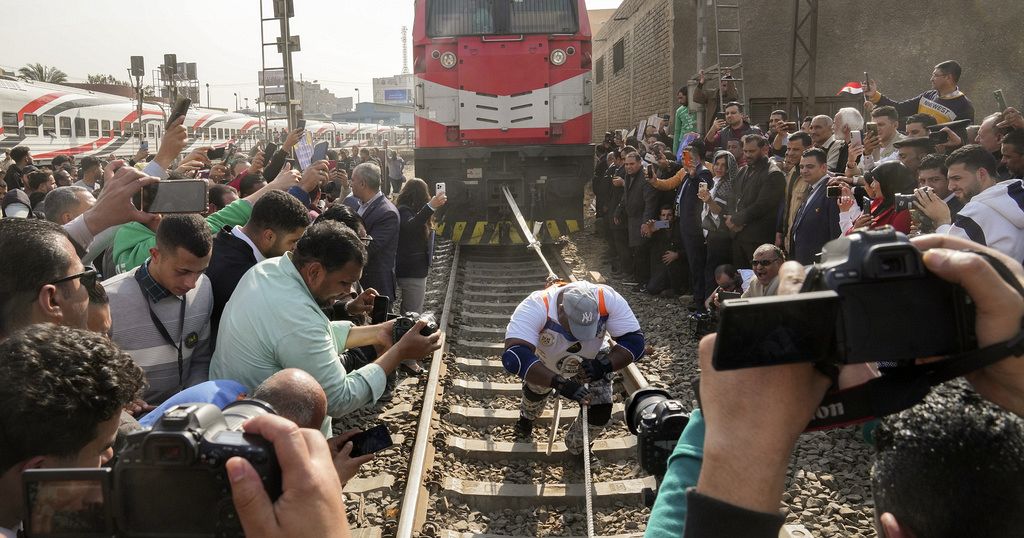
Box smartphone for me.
[644,153,658,165]
[826,185,842,198]
[928,130,949,144]
[653,219,670,230]
[371,295,391,324]
[861,199,872,215]
[349,424,394,458]
[646,165,654,179]
[207,147,226,160]
[140,140,149,152]
[714,112,726,122]
[435,182,446,195]
[783,121,798,131]
[864,122,878,139]
[143,179,208,214]
[296,119,306,130]
[264,142,278,158]
[718,291,742,301]
[851,130,863,146]
[712,291,841,370]
[311,141,329,163]
[166,97,191,128]
[994,89,1007,111]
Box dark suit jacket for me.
[344,193,400,301]
[619,169,660,247]
[732,158,785,246]
[677,167,712,237]
[396,204,435,279]
[205,227,258,344]
[789,179,842,265]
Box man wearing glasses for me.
[0,218,95,338]
[211,220,441,435]
[864,60,975,129]
[742,244,785,298]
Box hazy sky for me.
[2,0,623,110]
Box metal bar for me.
[806,0,819,114]
[396,244,460,538]
[502,186,557,281]
[581,397,595,538]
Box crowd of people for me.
[593,60,1024,320]
[0,56,1022,538]
[0,117,448,535]
[594,59,1024,537]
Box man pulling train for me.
[502,281,645,454]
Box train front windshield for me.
[426,0,578,37]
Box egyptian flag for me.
[837,82,864,95]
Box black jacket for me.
[395,203,435,279]
[731,158,785,246]
[3,164,24,191]
[206,226,258,341]
[619,168,660,247]
[344,194,400,301]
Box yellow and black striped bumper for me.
[436,219,581,245]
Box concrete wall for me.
[592,0,1024,141]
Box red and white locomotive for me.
[412,0,593,244]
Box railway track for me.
[390,244,655,538]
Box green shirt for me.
[673,104,697,154]
[644,408,705,537]
[210,253,388,434]
[112,199,255,274]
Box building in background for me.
[373,74,415,106]
[296,80,352,118]
[591,0,1024,142]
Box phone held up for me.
[435,182,446,196]
[994,89,1007,111]
[166,97,191,128]
[826,185,842,198]
[371,295,391,325]
[349,424,394,458]
[143,179,208,214]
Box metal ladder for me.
[712,0,747,110]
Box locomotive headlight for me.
[440,52,458,69]
[550,49,567,66]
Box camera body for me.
[625,388,690,489]
[713,228,975,369]
[23,401,281,538]
[392,313,439,342]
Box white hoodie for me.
[937,179,1024,262]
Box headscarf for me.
[711,150,739,210]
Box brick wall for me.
[593,0,1024,141]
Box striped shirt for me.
[103,263,214,404]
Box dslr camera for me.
[392,312,439,342]
[23,400,281,538]
[713,227,975,369]
[625,387,690,506]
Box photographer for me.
[645,205,686,297]
[0,324,145,534]
[682,234,1024,537]
[844,161,917,234]
[914,144,1024,261]
[211,221,441,434]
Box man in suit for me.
[776,132,813,255]
[344,163,400,302]
[617,151,660,288]
[725,134,786,268]
[673,142,712,310]
[789,148,841,265]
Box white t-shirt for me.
[505,283,641,375]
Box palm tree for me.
[18,63,68,84]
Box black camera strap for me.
[143,296,188,392]
[806,328,1024,430]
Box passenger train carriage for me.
[0,77,412,163]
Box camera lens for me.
[625,387,672,435]
[222,399,277,431]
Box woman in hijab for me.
[698,150,739,293]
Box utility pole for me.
[129,55,145,153]
[206,83,210,107]
[279,1,298,131]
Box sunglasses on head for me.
[750,259,779,267]
[48,266,98,289]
